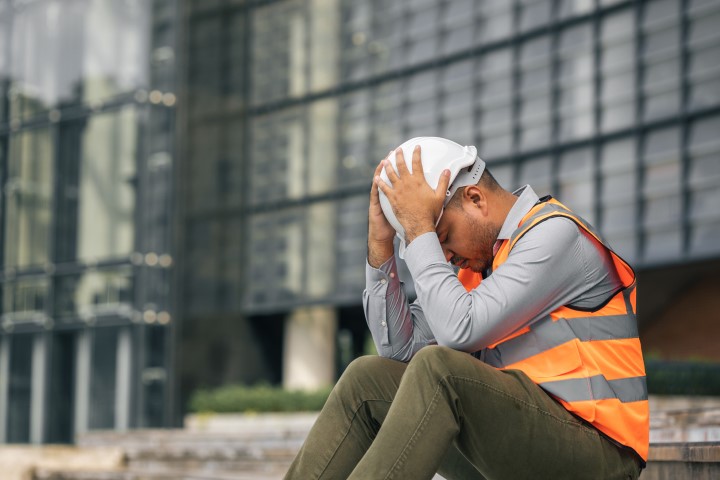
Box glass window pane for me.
[644,225,682,261]
[690,77,720,110]
[518,156,552,196]
[251,1,295,104]
[489,163,514,190]
[643,127,681,212]
[9,0,150,119]
[336,196,369,297]
[689,116,720,187]
[690,185,720,222]
[688,116,720,257]
[601,138,636,244]
[602,103,634,133]
[605,231,637,263]
[5,128,54,269]
[644,91,680,121]
[601,138,636,172]
[688,9,720,45]
[601,9,634,44]
[560,111,594,142]
[601,10,636,133]
[558,0,594,19]
[690,220,720,256]
[479,3,513,42]
[520,0,552,32]
[75,107,137,262]
[2,277,48,317]
[245,200,336,308]
[54,268,133,320]
[559,148,594,223]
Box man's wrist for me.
[404,220,435,245]
[368,240,394,268]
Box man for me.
[285,137,648,479]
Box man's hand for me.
[375,145,450,245]
[368,158,397,268]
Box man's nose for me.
[442,248,453,263]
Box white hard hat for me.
[378,136,486,259]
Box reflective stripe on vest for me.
[464,197,649,460]
[483,310,639,368]
[539,375,648,403]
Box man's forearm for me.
[368,240,394,268]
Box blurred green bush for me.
[189,383,333,413]
[646,359,720,396]
[189,359,720,414]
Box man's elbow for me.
[376,345,413,363]
[433,332,476,352]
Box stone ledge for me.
[648,442,720,462]
[0,446,124,480]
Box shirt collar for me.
[496,185,540,242]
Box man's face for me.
[435,205,498,273]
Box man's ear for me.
[463,185,489,216]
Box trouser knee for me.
[332,355,396,400]
[405,345,461,381]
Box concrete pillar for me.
[283,306,337,390]
[115,327,131,431]
[0,335,9,443]
[74,330,91,436]
[281,0,341,392]
[30,333,47,444]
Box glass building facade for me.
[177,0,720,397]
[0,0,177,443]
[1,0,719,443]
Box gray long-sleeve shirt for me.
[363,185,622,362]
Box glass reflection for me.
[2,276,48,316]
[8,0,149,119]
[4,127,53,268]
[76,107,137,262]
[54,268,132,319]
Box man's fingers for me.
[383,157,400,183]
[370,175,380,203]
[374,176,392,197]
[436,169,451,200]
[411,145,423,175]
[373,161,384,177]
[370,162,383,200]
[394,147,409,176]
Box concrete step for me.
[642,442,720,480]
[36,469,288,480]
[12,405,720,480]
[76,430,302,473]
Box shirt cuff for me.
[403,231,449,276]
[366,255,400,296]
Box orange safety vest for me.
[458,197,649,461]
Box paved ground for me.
[1,395,718,479]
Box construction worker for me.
[285,137,648,479]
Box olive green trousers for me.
[285,346,642,480]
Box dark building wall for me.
[638,259,720,361]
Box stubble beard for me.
[466,211,500,273]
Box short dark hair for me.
[445,168,501,210]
